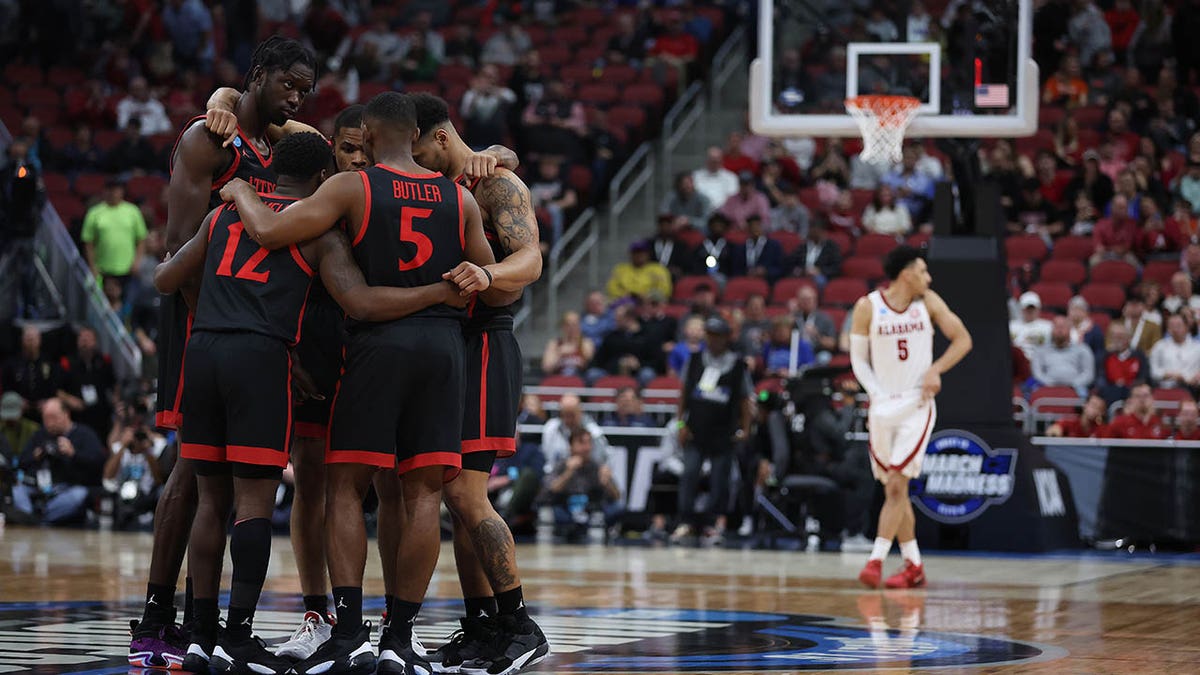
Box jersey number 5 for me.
[216,222,270,283]
[398,206,434,271]
[897,338,909,361]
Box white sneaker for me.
[669,524,693,544]
[274,611,333,660]
[842,533,874,553]
[737,515,754,537]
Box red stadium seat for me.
[4,63,43,85]
[643,375,682,403]
[854,233,900,258]
[1030,386,1082,418]
[592,375,638,403]
[16,85,60,107]
[724,230,748,246]
[436,64,474,86]
[537,375,585,402]
[567,165,593,198]
[1142,260,1180,288]
[849,189,874,215]
[601,64,639,86]
[623,84,666,116]
[552,25,590,46]
[46,127,73,150]
[662,303,689,319]
[1089,312,1112,333]
[73,173,108,197]
[828,231,853,257]
[1074,106,1106,129]
[769,231,802,255]
[1005,234,1049,263]
[675,228,705,250]
[1080,282,1127,312]
[52,195,86,228]
[1050,235,1094,260]
[359,81,390,101]
[404,82,440,95]
[608,106,646,131]
[1089,260,1138,287]
[41,171,70,194]
[1030,282,1073,310]
[126,175,167,203]
[1038,107,1066,128]
[92,130,123,152]
[538,45,572,66]
[46,66,85,88]
[841,257,885,281]
[558,64,596,86]
[823,306,847,331]
[722,277,769,305]
[672,275,718,303]
[576,46,607,67]
[823,278,869,307]
[771,277,817,305]
[577,83,620,107]
[1153,387,1192,415]
[1038,259,1088,287]
[798,187,821,212]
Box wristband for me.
[482,267,493,288]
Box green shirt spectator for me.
[81,180,147,281]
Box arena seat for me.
[768,231,802,255]
[1038,259,1088,287]
[1050,235,1094,260]
[73,172,108,197]
[536,375,585,402]
[1079,282,1127,312]
[1143,260,1180,288]
[643,375,682,403]
[577,83,620,108]
[840,257,885,281]
[724,230,748,247]
[1030,282,1072,310]
[828,231,853,257]
[822,278,869,307]
[854,233,900,258]
[672,275,718,303]
[771,277,817,306]
[905,231,930,249]
[1030,386,1082,422]
[592,375,639,403]
[1089,312,1112,334]
[1005,234,1049,263]
[1089,260,1139,287]
[722,277,769,305]
[675,228,705,250]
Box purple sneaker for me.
[129,619,188,670]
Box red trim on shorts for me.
[292,284,312,347]
[395,451,462,483]
[290,244,314,276]
[462,437,516,454]
[326,449,395,468]
[457,184,466,250]
[283,350,294,457]
[324,345,347,461]
[156,410,183,431]
[892,406,934,472]
[353,171,371,246]
[227,445,289,467]
[478,333,491,442]
[377,164,442,179]
[167,312,195,426]
[867,441,889,472]
[295,422,328,440]
[181,443,224,462]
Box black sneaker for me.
[209,632,291,674]
[426,615,500,673]
[181,621,219,674]
[377,623,434,675]
[460,615,549,675]
[291,621,377,675]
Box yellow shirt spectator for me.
[607,241,673,300]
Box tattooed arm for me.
[476,168,542,303]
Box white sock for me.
[869,537,891,561]
[900,539,921,566]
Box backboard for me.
[749,0,1038,138]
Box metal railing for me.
[661,82,706,182]
[545,207,598,329]
[607,142,656,246]
[709,25,748,109]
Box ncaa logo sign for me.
[910,429,1017,524]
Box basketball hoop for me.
[845,95,922,166]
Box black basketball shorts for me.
[327,319,464,481]
[179,331,293,470]
[459,328,522,472]
[293,295,346,440]
[155,293,191,430]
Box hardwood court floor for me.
[1,526,1198,674]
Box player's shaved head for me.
[273,132,332,183]
[364,92,417,135]
[410,93,451,137]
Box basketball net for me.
[845,95,922,166]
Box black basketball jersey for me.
[352,165,465,321]
[192,195,314,344]
[170,116,278,210]
[458,175,517,333]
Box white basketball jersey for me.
[867,290,934,398]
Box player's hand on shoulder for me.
[219,178,251,203]
[443,261,493,295]
[463,152,500,179]
[205,107,239,148]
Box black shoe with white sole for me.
[425,615,500,673]
[208,632,291,674]
[459,615,549,675]
[181,623,218,674]
[377,626,434,675]
[290,621,377,675]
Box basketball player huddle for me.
[127,37,548,675]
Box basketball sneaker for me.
[181,622,219,674]
[128,619,187,670]
[291,621,377,675]
[460,614,550,675]
[425,615,500,673]
[209,633,292,674]
[858,559,883,589]
[884,560,926,589]
[275,611,335,660]
[378,624,434,675]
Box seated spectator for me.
[1067,296,1107,356]
[1163,272,1200,315]
[1139,280,1165,326]
[730,215,784,282]
[54,126,107,175]
[761,315,815,377]
[1042,54,1089,107]
[481,23,532,66]
[398,10,445,63]
[882,144,936,224]
[862,185,912,236]
[1055,118,1084,168]
[669,317,706,377]
[1137,199,1177,259]
[106,119,160,175]
[784,221,842,286]
[826,190,862,235]
[10,399,106,525]
[581,291,615,344]
[1066,150,1115,214]
[742,294,772,356]
[541,394,609,473]
[601,387,655,427]
[607,240,672,301]
[650,213,692,280]
[1172,399,1200,440]
[522,80,587,161]
[1169,199,1200,248]
[163,0,215,71]
[690,213,735,278]
[647,10,700,74]
[791,286,837,361]
[1010,292,1053,361]
[528,155,578,243]
[693,147,739,210]
[606,12,649,66]
[444,24,481,68]
[103,403,165,530]
[1090,194,1140,267]
[589,304,660,383]
[1103,383,1167,438]
[66,79,117,129]
[0,393,38,467]
[352,18,405,80]
[720,171,772,230]
[543,311,595,377]
[1032,317,1096,396]
[1123,297,1163,354]
[461,65,516,150]
[661,172,714,231]
[57,327,116,442]
[2,326,63,419]
[1149,313,1200,388]
[543,429,623,541]
[1068,192,1100,237]
[1014,178,1065,239]
[115,76,172,137]
[1097,322,1149,403]
[396,30,441,83]
[1177,161,1200,215]
[637,292,677,362]
[770,189,811,236]
[1047,393,1110,437]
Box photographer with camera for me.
[103,400,165,529]
[10,399,106,525]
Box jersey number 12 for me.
[216,222,270,283]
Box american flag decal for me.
[975,84,1009,108]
